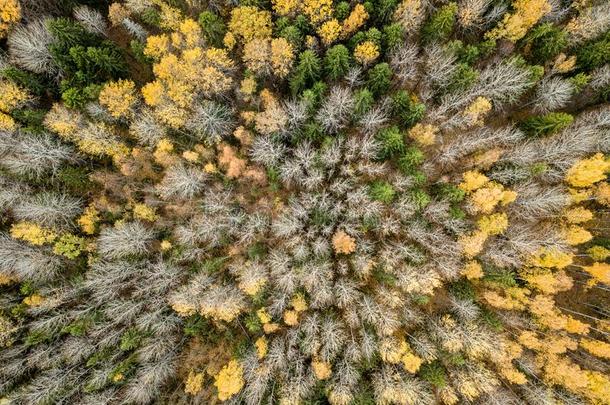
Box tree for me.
[520,112,574,137]
[198,11,226,47]
[289,50,321,95]
[422,2,458,43]
[523,23,567,63]
[324,44,351,80]
[367,62,392,95]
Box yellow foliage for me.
[341,4,368,37]
[302,0,334,25]
[469,182,513,214]
[263,322,279,334]
[270,37,295,77]
[462,260,484,279]
[160,240,173,251]
[223,31,236,50]
[214,359,244,401]
[108,3,129,26]
[0,81,29,113]
[0,112,15,131]
[0,0,20,38]
[529,247,573,269]
[10,222,57,245]
[184,371,203,395]
[318,19,341,46]
[582,262,610,286]
[171,300,197,317]
[228,6,272,43]
[393,0,424,33]
[312,358,332,380]
[283,309,299,326]
[257,308,272,324]
[272,0,298,15]
[486,0,551,41]
[595,181,610,206]
[580,339,610,360]
[584,370,610,405]
[332,230,356,254]
[408,123,438,146]
[354,41,380,64]
[133,203,158,222]
[562,225,592,245]
[23,294,44,307]
[477,212,508,235]
[78,205,99,235]
[158,2,183,30]
[144,34,171,59]
[179,18,202,48]
[255,336,268,359]
[521,269,572,294]
[500,367,527,384]
[459,170,489,193]
[565,153,610,188]
[564,206,593,223]
[401,351,422,373]
[182,150,199,162]
[587,245,610,261]
[99,79,137,118]
[459,230,488,257]
[462,96,492,126]
[291,294,308,312]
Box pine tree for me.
[520,112,574,137]
[324,44,351,80]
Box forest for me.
[0,0,609,403]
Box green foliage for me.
[483,267,517,288]
[480,307,503,331]
[368,0,400,24]
[47,18,127,109]
[198,11,227,47]
[0,67,47,96]
[130,40,152,65]
[422,2,458,43]
[576,30,610,71]
[375,125,405,159]
[245,312,263,333]
[569,73,590,93]
[62,314,96,337]
[520,112,574,137]
[419,361,447,388]
[11,109,47,133]
[448,40,481,65]
[382,23,405,50]
[290,50,322,95]
[523,23,568,63]
[367,63,393,95]
[56,166,94,194]
[391,90,426,127]
[447,63,479,93]
[397,146,424,173]
[324,45,351,80]
[449,279,476,300]
[302,81,328,113]
[369,181,396,203]
[120,328,143,351]
[434,183,466,202]
[335,1,351,20]
[279,25,303,49]
[183,314,212,336]
[53,234,86,259]
[410,188,431,209]
[200,256,230,274]
[353,88,375,117]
